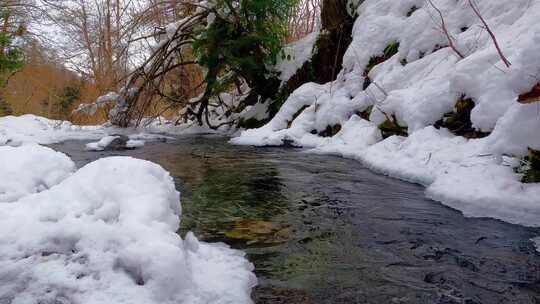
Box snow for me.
[0,115,172,147]
[0,115,256,303]
[534,238,540,252]
[232,0,540,227]
[85,136,146,151]
[127,139,146,148]
[0,145,75,202]
[0,151,256,304]
[85,135,123,151]
[0,115,105,145]
[275,31,320,83]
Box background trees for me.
[0,0,28,115]
[0,0,324,123]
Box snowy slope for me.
[0,153,256,304]
[232,0,540,226]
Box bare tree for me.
[40,0,158,93]
[287,0,321,42]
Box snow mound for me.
[0,145,75,202]
[233,0,540,227]
[0,155,256,304]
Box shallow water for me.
[50,136,540,304]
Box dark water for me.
[50,136,540,304]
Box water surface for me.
[50,136,540,304]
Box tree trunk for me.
[285,0,355,93]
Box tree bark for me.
[285,0,355,93]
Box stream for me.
[50,135,540,304]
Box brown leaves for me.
[518,83,540,104]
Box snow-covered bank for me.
[0,115,105,145]
[0,144,256,303]
[0,114,174,146]
[232,0,540,227]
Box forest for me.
[1,0,540,303]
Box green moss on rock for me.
[522,149,540,183]
[434,96,489,139]
[378,114,408,139]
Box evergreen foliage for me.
[0,30,24,117]
[56,85,81,118]
[191,0,298,122]
[0,33,24,84]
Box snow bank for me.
[232,0,540,227]
[0,145,75,202]
[0,154,256,304]
[0,114,176,147]
[0,115,105,145]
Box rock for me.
[106,135,130,150]
[85,135,144,151]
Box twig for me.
[468,0,511,68]
[426,0,464,59]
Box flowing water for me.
[50,136,540,304]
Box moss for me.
[378,115,408,139]
[318,124,342,137]
[522,149,540,183]
[238,117,267,129]
[365,42,400,76]
[434,96,489,139]
[267,87,291,120]
[357,105,373,121]
[287,105,309,128]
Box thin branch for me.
[468,0,511,68]
[426,0,464,59]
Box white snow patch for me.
[275,31,319,83]
[127,139,146,148]
[0,115,105,145]
[0,155,256,304]
[0,145,75,202]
